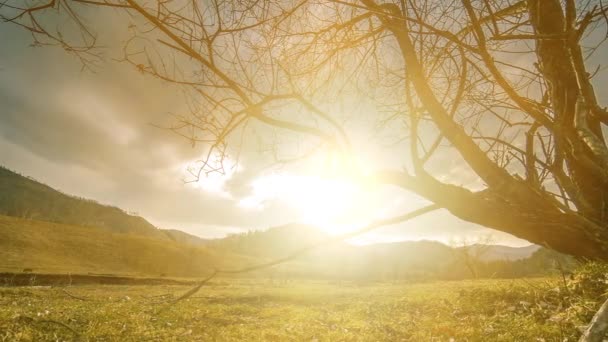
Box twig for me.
[61,288,88,301]
[37,319,81,339]
[59,288,125,303]
[16,315,81,340]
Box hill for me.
[0,166,204,242]
[207,223,332,257]
[208,226,570,280]
[0,214,241,277]
[469,244,541,262]
[0,166,573,280]
[162,228,211,246]
[0,212,573,280]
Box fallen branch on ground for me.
[579,297,608,342]
[15,315,81,341]
[60,288,88,301]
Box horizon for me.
[0,163,534,247]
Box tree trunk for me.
[527,0,608,221]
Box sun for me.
[288,176,359,227]
[240,174,367,234]
[238,154,377,235]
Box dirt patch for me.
[0,272,197,286]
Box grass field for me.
[0,277,600,341]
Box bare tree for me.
[2,0,608,262]
[450,235,494,279]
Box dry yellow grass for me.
[0,215,241,277]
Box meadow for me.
[1,276,604,341]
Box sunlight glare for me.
[238,152,380,235]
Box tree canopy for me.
[3,0,608,259]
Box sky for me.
[0,5,556,247]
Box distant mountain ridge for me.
[0,165,569,279]
[213,224,541,262]
[208,226,569,280]
[465,244,541,262]
[0,165,538,258]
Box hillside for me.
[0,215,241,277]
[208,226,571,280]
[0,212,573,280]
[162,228,210,246]
[207,223,334,257]
[0,166,572,280]
[0,166,171,239]
[0,166,220,248]
[468,244,541,262]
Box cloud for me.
[0,14,535,245]
[0,21,283,232]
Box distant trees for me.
[450,235,495,279]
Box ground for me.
[0,278,598,341]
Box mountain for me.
[207,223,333,258]
[0,165,570,280]
[207,226,556,280]
[472,244,541,262]
[213,224,539,264]
[0,166,198,241]
[0,212,565,280]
